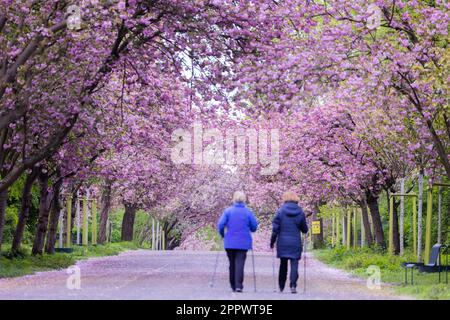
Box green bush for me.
[109,209,124,242]
[3,206,18,241]
[196,226,223,250]
[0,242,138,279]
[315,247,450,300]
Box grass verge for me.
[314,247,450,300]
[0,242,138,279]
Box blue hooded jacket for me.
[271,201,308,259]
[217,202,258,250]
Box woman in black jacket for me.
[270,191,308,293]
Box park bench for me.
[402,244,448,285]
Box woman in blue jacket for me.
[217,191,258,292]
[270,191,308,293]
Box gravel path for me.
[0,250,412,300]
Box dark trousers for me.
[226,249,247,291]
[279,258,299,290]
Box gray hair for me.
[232,191,246,203]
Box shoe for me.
[279,287,284,293]
[290,287,297,294]
[236,288,243,293]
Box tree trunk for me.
[0,188,8,251]
[358,200,373,247]
[0,115,77,193]
[45,177,63,254]
[11,167,39,254]
[98,181,112,244]
[168,237,181,250]
[32,171,51,255]
[121,202,137,242]
[366,192,385,248]
[163,218,179,250]
[390,192,400,255]
[424,116,450,180]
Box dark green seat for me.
[402,244,448,285]
[426,244,443,267]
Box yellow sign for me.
[312,221,321,235]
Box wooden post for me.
[159,225,163,250]
[417,173,424,262]
[156,221,160,250]
[400,179,405,256]
[66,195,72,248]
[353,208,357,248]
[92,200,97,245]
[152,218,155,250]
[437,186,442,244]
[346,209,351,249]
[412,196,417,257]
[76,196,81,245]
[360,208,364,248]
[331,211,335,247]
[336,209,340,247]
[424,187,433,264]
[59,208,64,249]
[83,197,88,246]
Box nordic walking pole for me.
[251,249,257,292]
[272,248,277,292]
[209,250,221,287]
[303,232,308,294]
